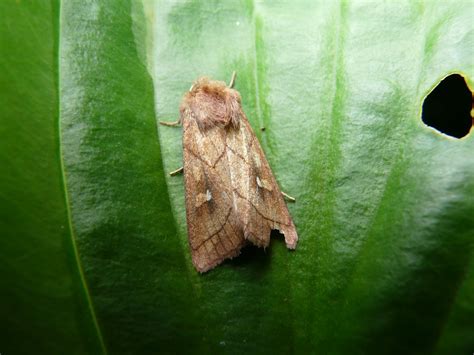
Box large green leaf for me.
[1,0,473,354]
[0,1,103,354]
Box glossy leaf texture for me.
[0,1,103,354]
[1,0,473,354]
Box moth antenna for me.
[169,166,184,176]
[228,71,236,88]
[160,120,181,127]
[281,191,296,202]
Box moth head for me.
[180,77,242,130]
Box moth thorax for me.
[181,78,241,130]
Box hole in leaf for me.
[421,74,473,138]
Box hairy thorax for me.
[180,77,242,131]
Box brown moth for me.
[161,73,298,272]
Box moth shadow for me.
[224,230,285,272]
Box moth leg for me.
[228,71,236,88]
[281,191,296,202]
[160,120,181,127]
[169,166,184,176]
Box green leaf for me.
[0,1,102,353]
[1,0,473,354]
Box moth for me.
[161,72,298,272]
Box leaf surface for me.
[1,1,473,354]
[0,1,102,353]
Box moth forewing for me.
[177,76,298,272]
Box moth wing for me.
[226,118,298,249]
[182,118,246,273]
